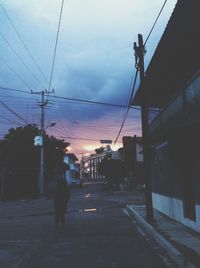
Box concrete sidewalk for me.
[127,205,200,268]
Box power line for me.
[0,3,50,86]
[144,0,168,45]
[0,57,33,91]
[51,93,74,137]
[0,86,30,94]
[0,100,27,124]
[0,120,22,125]
[0,94,38,100]
[0,31,42,86]
[48,0,65,92]
[0,116,23,125]
[1,112,22,124]
[113,0,168,145]
[48,125,72,138]
[120,69,138,129]
[114,69,139,145]
[0,85,141,110]
[48,126,118,143]
[49,94,140,110]
[59,136,117,142]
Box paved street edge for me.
[126,205,196,268]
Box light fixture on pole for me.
[45,122,56,130]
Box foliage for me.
[98,158,125,185]
[95,145,111,154]
[0,124,70,198]
[95,147,105,154]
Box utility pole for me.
[39,90,45,196]
[134,34,153,222]
[80,153,84,182]
[32,89,53,196]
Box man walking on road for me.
[54,166,71,232]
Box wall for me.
[136,143,143,162]
[151,140,200,233]
[152,193,200,232]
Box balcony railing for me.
[149,73,200,142]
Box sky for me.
[0,0,177,159]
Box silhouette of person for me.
[54,172,71,232]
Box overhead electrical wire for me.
[1,113,23,125]
[0,57,33,91]
[0,86,31,94]
[46,121,72,137]
[52,95,72,138]
[144,0,168,45]
[0,0,169,148]
[0,100,27,124]
[0,120,22,125]
[49,94,140,110]
[59,136,120,143]
[0,3,50,86]
[114,0,169,144]
[48,0,65,92]
[0,85,140,110]
[114,69,139,145]
[0,94,38,101]
[0,31,42,86]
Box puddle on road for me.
[78,208,97,213]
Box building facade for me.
[82,150,111,181]
[149,74,200,232]
[81,146,113,181]
[122,136,144,189]
[64,153,79,185]
[133,0,200,232]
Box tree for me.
[95,147,105,154]
[95,145,112,155]
[98,158,125,188]
[0,124,70,199]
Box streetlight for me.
[45,122,56,130]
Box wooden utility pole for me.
[39,90,45,196]
[31,89,53,196]
[134,34,153,222]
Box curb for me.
[126,205,196,268]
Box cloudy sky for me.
[0,0,176,159]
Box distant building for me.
[111,150,122,160]
[64,153,79,185]
[82,147,112,181]
[133,0,200,232]
[122,136,144,189]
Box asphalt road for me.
[0,183,176,268]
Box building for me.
[122,136,144,190]
[82,147,112,181]
[133,0,200,232]
[64,153,79,185]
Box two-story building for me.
[64,153,79,185]
[133,0,200,232]
[82,147,112,181]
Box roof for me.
[133,0,200,108]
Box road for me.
[0,183,176,268]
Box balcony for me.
[149,73,200,143]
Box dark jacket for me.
[54,179,71,206]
